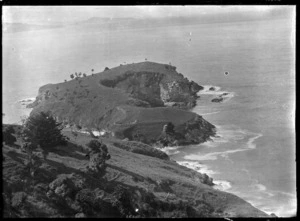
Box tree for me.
[70,74,74,79]
[21,111,68,159]
[83,73,87,77]
[104,67,110,71]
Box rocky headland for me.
[27,61,215,147]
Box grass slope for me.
[3,125,269,218]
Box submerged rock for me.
[211,97,223,103]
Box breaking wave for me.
[176,160,217,176]
[213,180,232,191]
[183,130,263,161]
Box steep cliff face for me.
[159,80,202,108]
[114,112,216,146]
[99,70,203,108]
[155,115,216,147]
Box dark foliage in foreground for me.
[3,126,17,145]
[21,112,68,157]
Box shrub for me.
[3,127,16,145]
[11,192,27,208]
[5,125,15,134]
[86,140,106,152]
[21,111,68,159]
[112,185,136,217]
[104,67,110,71]
[86,140,111,174]
[70,74,74,79]
[163,122,175,135]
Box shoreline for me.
[160,85,278,216]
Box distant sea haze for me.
[3,17,295,216]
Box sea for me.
[3,17,296,216]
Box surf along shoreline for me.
[157,85,238,191]
[159,85,277,216]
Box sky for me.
[2,6,293,24]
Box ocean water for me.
[3,17,295,216]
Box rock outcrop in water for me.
[28,62,213,146]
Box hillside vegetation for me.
[3,125,269,218]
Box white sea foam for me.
[176,160,217,176]
[17,97,36,104]
[198,85,235,103]
[184,131,263,161]
[246,133,263,149]
[213,180,232,191]
[199,85,222,94]
[254,183,267,191]
[189,126,248,150]
[159,146,182,155]
[201,111,221,116]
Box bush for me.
[104,67,110,71]
[11,192,27,208]
[3,126,16,145]
[163,122,175,135]
[112,185,136,217]
[86,140,106,152]
[5,125,15,134]
[86,140,111,174]
[21,111,68,159]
